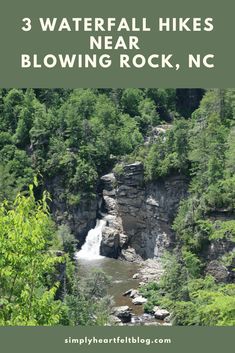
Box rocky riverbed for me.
[109,258,171,326]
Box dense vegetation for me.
[139,89,235,326]
[0,88,234,325]
[0,88,180,205]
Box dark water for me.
[77,257,144,316]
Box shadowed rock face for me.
[100,162,188,260]
[204,238,235,283]
[206,260,229,283]
[176,89,205,118]
[46,175,97,246]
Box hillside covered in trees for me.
[0,88,234,326]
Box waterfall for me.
[76,219,106,260]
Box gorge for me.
[0,88,234,326]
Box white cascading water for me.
[76,219,106,260]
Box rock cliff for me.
[100,162,188,260]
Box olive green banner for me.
[0,0,234,87]
[0,327,234,353]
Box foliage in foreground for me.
[0,183,65,325]
[0,185,112,326]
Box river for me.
[77,257,144,316]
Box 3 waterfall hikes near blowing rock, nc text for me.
[20,17,214,70]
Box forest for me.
[0,88,234,326]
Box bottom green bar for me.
[0,327,234,353]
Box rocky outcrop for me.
[100,162,188,260]
[100,219,120,258]
[120,248,142,262]
[204,228,235,283]
[144,125,172,145]
[206,239,235,261]
[206,260,229,283]
[138,259,164,284]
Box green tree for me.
[65,270,113,326]
[0,184,65,325]
[121,88,144,116]
[138,98,160,133]
[2,89,24,132]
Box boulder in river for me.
[120,248,142,262]
[123,289,133,296]
[112,306,132,323]
[130,289,139,298]
[132,273,139,279]
[153,307,170,320]
[132,296,147,305]
[109,315,122,325]
[122,288,139,298]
